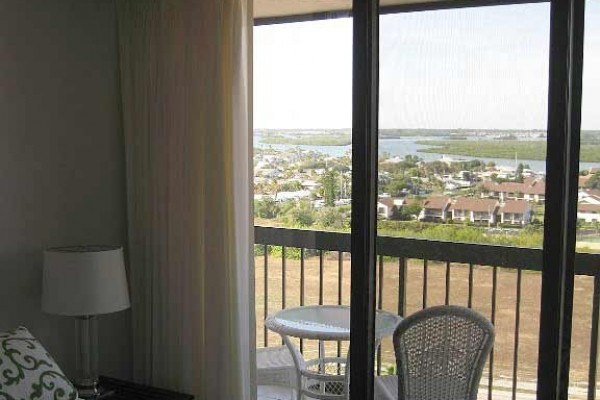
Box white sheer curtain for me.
[116,1,255,399]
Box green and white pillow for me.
[0,327,78,400]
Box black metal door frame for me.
[537,0,585,398]
[255,0,588,397]
[349,0,379,398]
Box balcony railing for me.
[255,225,600,400]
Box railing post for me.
[588,275,600,400]
[398,257,407,317]
[300,248,305,353]
[377,255,384,375]
[422,259,428,309]
[445,261,451,306]
[319,250,324,305]
[282,246,286,310]
[489,265,498,400]
[512,268,522,400]
[264,244,269,347]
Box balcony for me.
[255,225,600,400]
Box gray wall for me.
[0,0,131,379]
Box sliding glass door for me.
[571,1,600,398]
[254,0,592,398]
[376,4,551,398]
[253,4,361,400]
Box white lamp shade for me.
[42,245,131,316]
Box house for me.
[522,177,546,203]
[418,196,451,221]
[481,181,525,201]
[377,196,404,219]
[481,177,545,203]
[578,204,600,223]
[449,198,499,224]
[579,174,592,188]
[499,200,532,225]
[276,190,312,202]
[579,189,600,205]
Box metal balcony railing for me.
[254,225,600,400]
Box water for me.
[254,134,600,173]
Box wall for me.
[0,0,131,379]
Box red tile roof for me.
[500,200,530,214]
[578,204,600,213]
[579,175,592,188]
[422,196,450,210]
[450,198,499,213]
[482,178,545,196]
[523,179,545,195]
[583,189,600,198]
[378,197,396,209]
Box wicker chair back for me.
[393,305,495,400]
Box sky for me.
[253,1,600,130]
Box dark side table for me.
[98,376,194,400]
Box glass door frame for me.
[254,0,587,397]
[537,0,585,398]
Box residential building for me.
[499,200,532,225]
[418,196,451,221]
[578,204,600,223]
[522,177,546,203]
[275,190,311,202]
[579,174,592,188]
[377,196,404,219]
[579,189,600,205]
[481,177,546,203]
[450,198,499,224]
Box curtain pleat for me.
[116,1,255,399]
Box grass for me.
[416,140,600,162]
[259,133,351,146]
[255,254,597,392]
[255,218,546,249]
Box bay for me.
[254,134,600,173]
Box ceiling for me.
[254,0,447,19]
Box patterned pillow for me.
[0,327,78,400]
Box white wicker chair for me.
[374,305,495,400]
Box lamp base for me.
[75,383,114,400]
[96,387,115,400]
[75,381,98,399]
[75,316,99,399]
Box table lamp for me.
[42,245,130,399]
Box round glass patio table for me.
[265,305,402,400]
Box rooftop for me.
[422,196,450,210]
[451,198,499,213]
[501,200,531,214]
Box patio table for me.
[265,305,401,400]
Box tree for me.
[425,160,450,175]
[319,169,339,206]
[254,198,280,219]
[515,163,524,182]
[385,175,411,197]
[279,181,302,192]
[266,179,280,196]
[317,207,348,229]
[288,201,316,227]
[400,203,422,220]
[586,172,600,189]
